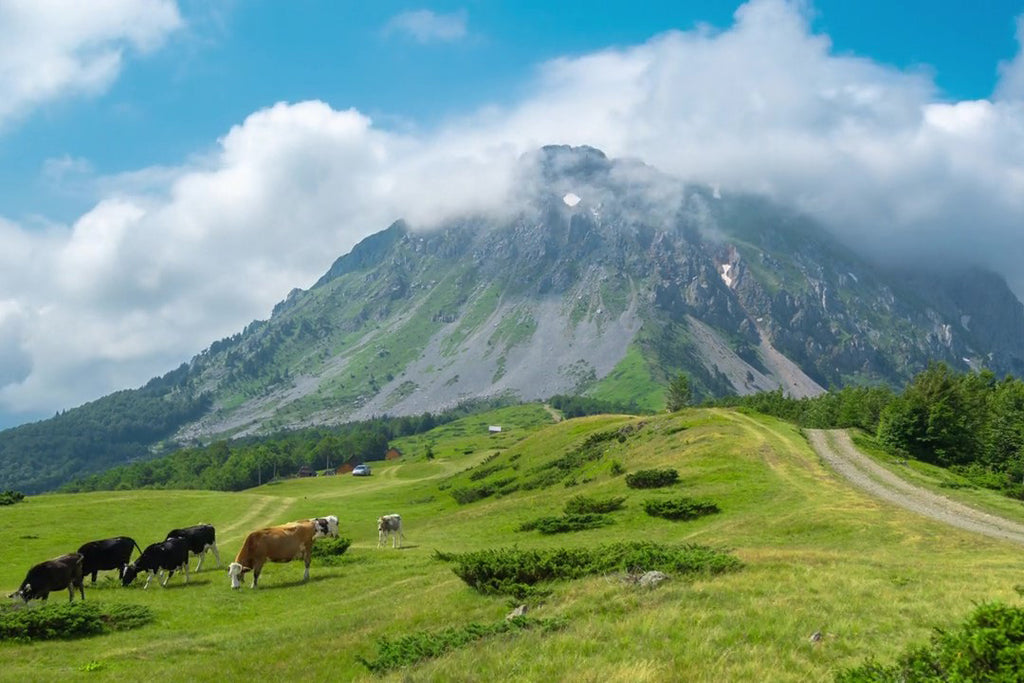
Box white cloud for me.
[996,14,1024,101]
[384,9,468,44]
[2,0,1024,422]
[0,0,183,129]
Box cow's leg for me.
[194,550,205,573]
[76,579,85,601]
[251,567,260,589]
[210,542,222,567]
[67,584,74,602]
[143,572,155,590]
[162,569,174,587]
[91,570,98,584]
[183,561,190,585]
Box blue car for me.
[352,464,371,476]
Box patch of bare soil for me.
[806,429,1024,546]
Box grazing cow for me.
[308,515,339,539]
[377,514,404,548]
[9,553,85,603]
[122,537,190,589]
[77,536,142,583]
[228,520,317,589]
[165,524,221,572]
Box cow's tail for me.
[132,539,144,559]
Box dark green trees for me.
[666,373,692,412]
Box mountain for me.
[3,145,1023,492]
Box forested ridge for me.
[0,364,209,494]
[60,398,518,493]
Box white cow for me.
[377,514,404,548]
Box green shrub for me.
[311,537,352,565]
[643,497,720,521]
[451,476,519,504]
[518,513,614,534]
[435,542,741,597]
[0,602,153,642]
[625,468,679,489]
[469,463,507,481]
[836,601,1024,682]
[564,494,626,515]
[0,489,25,506]
[357,616,564,673]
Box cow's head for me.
[121,563,139,587]
[8,584,30,602]
[228,562,250,589]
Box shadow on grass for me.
[121,577,214,590]
[239,575,332,591]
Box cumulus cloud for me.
[383,9,468,44]
[1,0,1024,422]
[996,14,1024,101]
[0,0,182,128]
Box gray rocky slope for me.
[169,145,1024,441]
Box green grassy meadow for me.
[2,407,1024,681]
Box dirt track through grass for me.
[807,429,1024,546]
[219,495,297,544]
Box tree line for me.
[60,398,513,493]
[710,362,1024,499]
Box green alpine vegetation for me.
[3,406,1024,680]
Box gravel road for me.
[806,429,1024,546]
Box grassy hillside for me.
[2,408,1023,681]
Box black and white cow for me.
[165,524,221,572]
[122,537,190,589]
[77,536,142,583]
[9,553,85,603]
[309,515,339,539]
[377,514,404,548]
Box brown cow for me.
[227,521,317,589]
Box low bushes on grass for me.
[435,542,741,597]
[0,602,153,642]
[836,601,1024,682]
[518,513,615,535]
[357,615,564,673]
[0,489,25,506]
[311,537,352,565]
[564,494,626,514]
[625,468,679,489]
[643,497,720,521]
[446,427,643,505]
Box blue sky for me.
[3,1,1020,222]
[0,0,1023,428]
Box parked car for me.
[352,464,371,476]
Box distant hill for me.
[3,144,1024,492]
